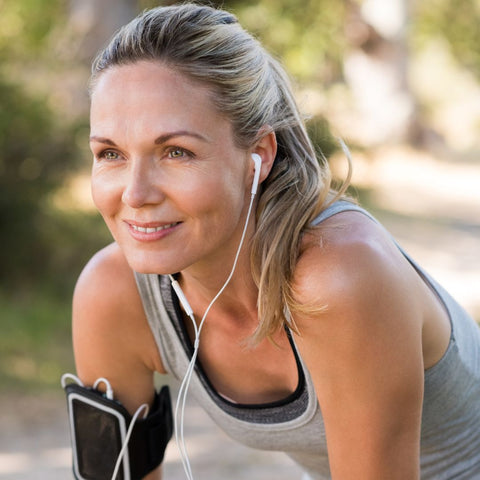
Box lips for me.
[125,220,181,241]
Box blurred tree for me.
[414,0,480,78]
[64,0,138,64]
[342,0,418,145]
[0,0,63,62]
[0,0,82,290]
[0,77,77,288]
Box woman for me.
[72,3,480,479]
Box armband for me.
[63,379,172,480]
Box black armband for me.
[64,382,173,480]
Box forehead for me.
[91,61,210,108]
[90,61,229,137]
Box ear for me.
[250,129,277,186]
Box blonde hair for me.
[91,3,349,343]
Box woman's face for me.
[90,61,254,276]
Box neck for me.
[177,242,258,320]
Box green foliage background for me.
[1,0,478,392]
[414,0,480,77]
[0,0,111,391]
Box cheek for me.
[90,171,121,217]
[180,170,245,218]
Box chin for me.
[130,263,179,276]
[124,252,180,276]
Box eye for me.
[167,146,194,160]
[168,147,187,158]
[99,150,121,161]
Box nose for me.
[121,158,164,208]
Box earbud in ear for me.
[251,153,262,195]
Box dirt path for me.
[1,147,478,479]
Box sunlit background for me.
[0,0,479,478]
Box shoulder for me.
[293,209,424,333]
[73,243,165,407]
[73,242,141,322]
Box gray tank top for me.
[134,201,480,479]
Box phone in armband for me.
[66,383,132,480]
[62,374,173,480]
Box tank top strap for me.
[311,200,377,227]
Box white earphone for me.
[251,153,262,195]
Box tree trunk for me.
[343,0,417,146]
[67,0,138,63]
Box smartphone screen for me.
[69,394,129,480]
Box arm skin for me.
[72,242,166,479]
[292,212,425,480]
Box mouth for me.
[130,222,179,233]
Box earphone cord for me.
[172,191,257,480]
[110,403,149,480]
[89,378,150,480]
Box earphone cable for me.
[110,403,149,480]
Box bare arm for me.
[72,242,166,479]
[293,215,425,479]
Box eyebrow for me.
[89,136,117,146]
[154,131,210,144]
[89,131,210,145]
